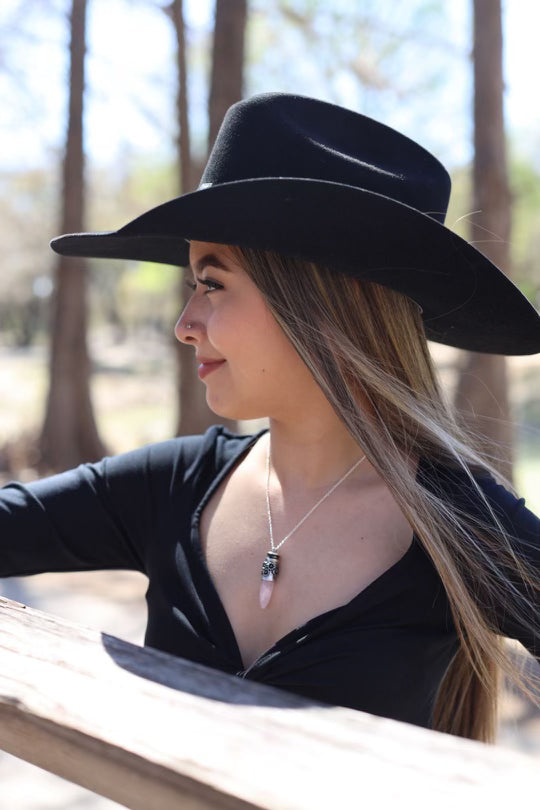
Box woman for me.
[2,93,539,743]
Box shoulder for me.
[417,456,539,554]
[13,425,266,511]
[95,424,264,486]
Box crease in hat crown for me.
[198,92,452,225]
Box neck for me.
[262,412,371,493]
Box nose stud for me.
[186,323,193,329]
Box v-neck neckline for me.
[190,428,422,674]
[190,429,267,669]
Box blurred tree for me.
[510,156,540,302]
[169,0,203,436]
[208,0,247,150]
[170,0,194,196]
[169,0,246,436]
[39,0,107,470]
[453,0,513,480]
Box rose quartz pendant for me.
[259,579,274,609]
[259,551,280,609]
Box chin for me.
[206,392,266,422]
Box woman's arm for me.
[0,435,206,578]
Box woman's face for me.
[175,241,319,421]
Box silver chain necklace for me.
[259,441,366,609]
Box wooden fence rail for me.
[0,595,537,809]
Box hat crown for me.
[201,93,451,224]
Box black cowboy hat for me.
[51,92,540,355]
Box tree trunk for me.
[208,0,247,150]
[39,0,106,472]
[171,0,246,436]
[170,0,210,437]
[454,0,512,480]
[172,0,193,198]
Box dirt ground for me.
[0,335,539,808]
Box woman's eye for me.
[185,276,224,294]
[197,276,223,293]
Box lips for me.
[197,357,226,380]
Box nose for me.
[175,307,201,344]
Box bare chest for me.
[199,468,413,671]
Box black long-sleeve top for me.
[1,426,538,728]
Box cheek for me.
[204,302,235,347]
[249,317,305,384]
[206,292,304,382]
[245,308,289,365]
[210,296,273,355]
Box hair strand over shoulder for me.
[234,244,539,743]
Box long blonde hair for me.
[233,245,539,743]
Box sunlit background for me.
[2,0,540,167]
[0,1,539,806]
[2,0,539,488]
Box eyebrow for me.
[190,253,231,275]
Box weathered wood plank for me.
[0,595,536,809]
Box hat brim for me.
[50,178,540,355]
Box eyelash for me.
[185,276,223,293]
